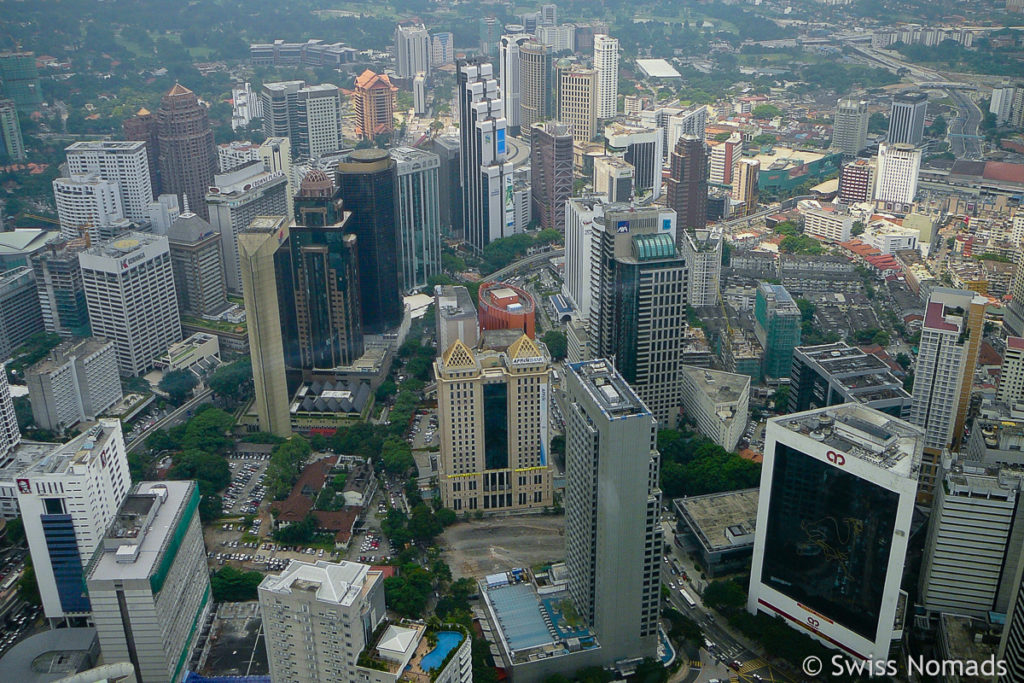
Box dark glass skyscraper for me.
[156,83,217,220]
[666,134,708,236]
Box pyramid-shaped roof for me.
[136,107,151,116]
[167,213,216,244]
[507,334,543,363]
[442,339,476,369]
[166,82,193,97]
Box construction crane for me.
[21,214,61,226]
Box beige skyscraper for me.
[434,335,553,513]
[732,158,760,216]
[238,216,292,438]
[558,66,597,145]
[519,40,551,132]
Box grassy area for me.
[181,315,246,334]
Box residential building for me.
[518,41,552,132]
[259,560,387,683]
[65,141,153,223]
[206,160,290,293]
[991,86,1018,126]
[431,32,454,69]
[26,337,122,433]
[166,211,231,318]
[666,135,708,233]
[680,365,749,451]
[564,360,662,662]
[87,481,211,683]
[52,174,124,242]
[748,405,922,661]
[391,147,441,291]
[888,91,928,146]
[353,70,396,141]
[530,122,573,232]
[79,233,181,376]
[604,122,663,200]
[0,266,44,359]
[435,285,479,351]
[753,282,801,380]
[789,342,912,418]
[394,24,430,79]
[839,158,876,204]
[217,140,261,172]
[0,99,25,161]
[18,421,130,625]
[435,335,552,513]
[679,228,722,307]
[31,239,91,339]
[499,33,531,135]
[477,281,536,338]
[0,52,42,111]
[638,105,706,160]
[832,98,869,156]
[156,84,217,221]
[731,158,759,215]
[707,133,743,186]
[1001,337,1024,406]
[557,66,597,145]
[536,24,575,53]
[231,82,262,131]
[875,143,920,206]
[356,621,471,683]
[800,200,854,243]
[593,35,618,120]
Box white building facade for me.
[64,141,153,223]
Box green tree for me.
[541,330,567,361]
[208,359,253,406]
[851,221,865,236]
[703,579,747,610]
[211,566,265,601]
[868,112,889,134]
[4,517,25,546]
[19,557,41,606]
[266,436,312,499]
[381,436,415,475]
[752,104,782,119]
[159,369,198,404]
[773,386,790,412]
[408,503,443,543]
[273,513,318,544]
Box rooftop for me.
[0,421,120,478]
[435,285,477,321]
[635,58,681,78]
[0,627,98,683]
[81,231,166,259]
[674,488,759,553]
[259,559,379,607]
[568,360,650,419]
[681,365,750,404]
[27,337,114,376]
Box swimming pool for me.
[419,631,463,672]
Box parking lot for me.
[221,453,271,517]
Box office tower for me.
[519,41,552,132]
[639,105,706,159]
[261,81,343,158]
[680,366,750,451]
[558,66,597,145]
[157,84,216,221]
[708,132,743,186]
[874,143,920,205]
[499,33,531,134]
[530,121,573,232]
[26,337,121,433]
[679,228,722,307]
[564,360,661,661]
[353,70,397,141]
[537,25,575,52]
[991,86,1018,126]
[435,284,478,350]
[206,160,289,293]
[0,266,44,358]
[477,281,536,338]
[594,156,634,202]
[732,158,760,215]
[479,17,501,58]
[432,135,463,238]
[18,421,130,625]
[413,73,427,116]
[167,211,230,317]
[87,481,211,683]
[888,91,928,146]
[833,98,870,156]
[0,364,19,461]
[605,122,663,199]
[593,35,619,120]
[0,52,42,111]
[457,61,515,252]
[999,337,1024,406]
[789,342,912,418]
[838,157,876,204]
[260,560,386,682]
[754,283,801,380]
[435,335,553,513]
[31,239,90,339]
[53,174,125,241]
[391,147,441,291]
[747,404,922,661]
[1002,553,1024,682]
[563,199,597,318]
[540,3,557,26]
[431,32,455,69]
[260,80,303,141]
[238,216,292,437]
[231,81,262,130]
[336,149,402,333]
[291,172,364,371]
[394,24,430,79]
[258,136,294,217]
[0,99,25,161]
[666,135,708,234]
[79,233,181,376]
[122,107,161,195]
[65,141,154,223]
[919,465,1024,620]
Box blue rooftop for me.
[487,583,556,652]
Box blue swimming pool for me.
[420,631,462,672]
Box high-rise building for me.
[391,146,441,291]
[707,132,743,186]
[832,98,870,156]
[0,99,25,161]
[838,157,875,204]
[747,404,923,661]
[499,33,531,135]
[537,25,575,52]
[888,91,928,146]
[680,365,750,451]
[666,135,708,234]
[87,481,211,683]
[593,156,633,202]
[336,149,402,334]
[260,80,304,142]
[732,158,760,215]
[431,32,455,69]
[558,65,597,145]
[679,228,721,307]
[800,199,854,243]
[259,559,386,682]
[457,61,515,252]
[593,35,619,120]
[991,86,1018,126]
[0,266,44,359]
[206,160,290,293]
[260,81,343,159]
[26,337,122,433]
[353,70,397,141]
[18,421,130,625]
[65,141,154,223]
[394,24,430,79]
[638,105,706,160]
[259,136,294,222]
[435,284,479,351]
[0,365,19,462]
[122,107,161,195]
[0,52,42,112]
[435,335,553,513]
[518,41,552,132]
[238,216,292,437]
[413,73,427,116]
[79,233,181,376]
[217,140,261,172]
[874,143,920,206]
[604,122,663,200]
[156,84,217,221]
[753,282,801,380]
[291,172,364,371]
[479,17,501,58]
[53,174,125,241]
[564,360,662,662]
[31,239,91,339]
[166,211,230,318]
[540,3,558,26]
[530,122,573,232]
[999,337,1024,406]
[432,135,463,238]
[789,342,912,418]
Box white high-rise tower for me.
[593,34,619,120]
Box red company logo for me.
[826,450,846,466]
[16,478,30,494]
[807,616,820,630]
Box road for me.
[947,88,984,160]
[126,388,213,453]
[484,248,564,282]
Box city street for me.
[947,89,983,160]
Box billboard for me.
[504,173,515,229]
[497,128,506,156]
[616,220,630,233]
[540,382,549,466]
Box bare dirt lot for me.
[440,515,566,579]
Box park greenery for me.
[658,429,761,498]
[158,369,198,405]
[211,566,264,602]
[480,229,563,274]
[265,435,313,500]
[208,359,254,409]
[541,330,568,361]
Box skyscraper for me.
[666,134,708,234]
[732,158,760,215]
[434,335,553,513]
[499,33,531,135]
[391,146,441,291]
[593,35,619,120]
[394,24,430,79]
[52,174,125,241]
[65,140,154,223]
[431,32,455,69]
[457,61,515,252]
[679,228,722,307]
[26,337,121,433]
[747,404,922,661]
[838,157,875,204]
[260,80,343,159]
[788,342,912,418]
[479,17,501,58]
[78,233,181,376]
[832,98,870,157]
[0,52,42,112]
[564,360,662,662]
[0,362,20,462]
[166,211,230,317]
[753,282,801,380]
[604,122,663,200]
[353,70,397,141]
[432,135,463,238]
[336,149,402,333]
[0,266,45,359]
[122,107,161,195]
[888,91,928,146]
[156,84,217,220]
[557,65,597,145]
[874,142,920,206]
[999,337,1024,406]
[31,239,91,339]
[530,121,573,232]
[518,41,552,132]
[0,99,25,161]
[707,132,743,186]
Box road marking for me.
[741,658,766,673]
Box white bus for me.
[679,587,696,608]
